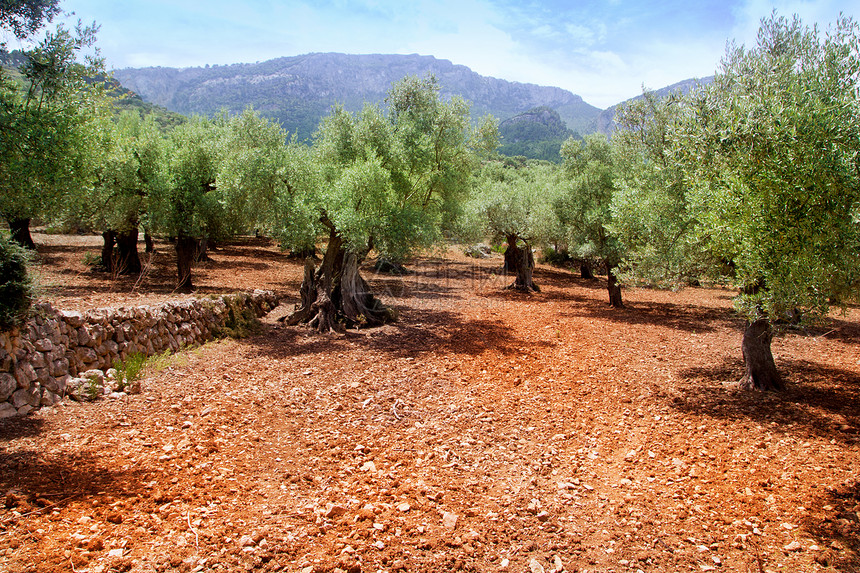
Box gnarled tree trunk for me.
[607,267,623,308]
[740,319,784,391]
[175,232,197,292]
[194,237,213,262]
[288,228,395,333]
[503,235,539,292]
[101,230,117,272]
[580,260,594,279]
[115,227,141,274]
[9,218,35,250]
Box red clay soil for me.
[1,233,859,573]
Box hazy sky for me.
[16,0,856,108]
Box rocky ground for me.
[1,234,858,573]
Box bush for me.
[0,234,34,330]
[114,352,147,392]
[540,246,572,266]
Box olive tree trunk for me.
[580,260,594,280]
[740,319,784,391]
[101,230,117,272]
[503,235,540,292]
[175,232,197,292]
[607,267,623,308]
[9,218,35,250]
[287,229,395,332]
[115,227,141,274]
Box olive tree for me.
[147,115,223,291]
[283,74,497,331]
[82,111,167,274]
[557,133,624,306]
[610,90,715,289]
[465,159,562,292]
[0,22,108,248]
[619,14,860,391]
[682,14,860,390]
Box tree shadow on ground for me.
[0,447,148,520]
[0,416,46,442]
[674,357,860,445]
[783,315,860,346]
[533,265,608,292]
[204,259,270,271]
[560,297,743,334]
[801,479,860,572]
[251,306,550,361]
[364,274,465,302]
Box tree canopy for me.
[284,74,498,330]
[0,22,108,247]
[0,0,61,41]
[614,13,860,390]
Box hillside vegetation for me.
[498,106,580,162]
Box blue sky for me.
[12,0,856,108]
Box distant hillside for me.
[498,106,579,162]
[114,53,602,140]
[596,77,714,136]
[2,49,185,131]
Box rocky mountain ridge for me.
[113,53,602,139]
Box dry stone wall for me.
[0,290,279,418]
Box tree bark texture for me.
[144,232,154,253]
[607,267,624,308]
[740,319,784,391]
[194,237,212,262]
[175,233,197,292]
[115,227,141,274]
[580,261,594,280]
[503,236,539,292]
[9,218,35,250]
[287,230,396,332]
[101,230,117,273]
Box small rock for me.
[238,535,255,547]
[325,504,347,519]
[396,502,411,512]
[536,510,550,523]
[360,461,376,472]
[784,541,802,552]
[107,548,123,558]
[442,511,458,530]
[529,558,546,573]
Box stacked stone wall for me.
[0,290,279,418]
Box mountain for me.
[595,76,714,136]
[113,53,602,140]
[498,106,579,162]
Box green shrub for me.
[114,352,147,392]
[0,234,34,330]
[540,246,572,266]
[82,252,101,268]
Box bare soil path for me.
[1,234,858,573]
